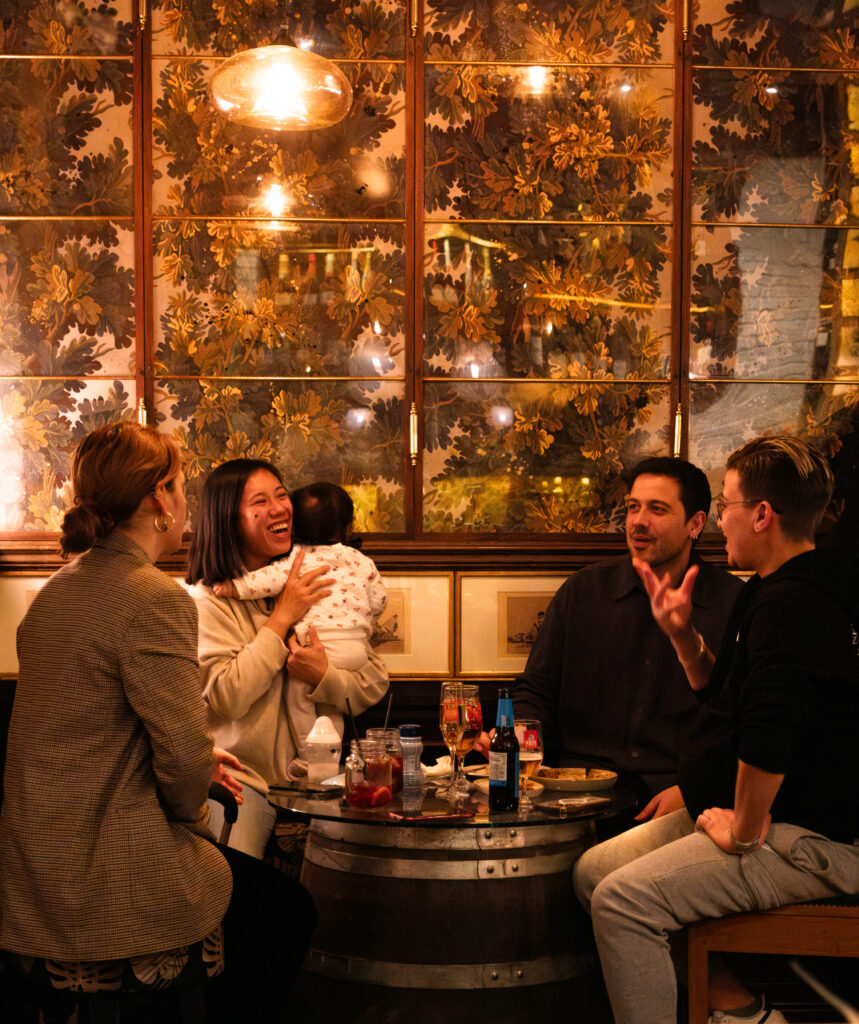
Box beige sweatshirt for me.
[190,583,389,795]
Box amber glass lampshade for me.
[210,44,353,131]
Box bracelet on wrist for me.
[729,822,761,852]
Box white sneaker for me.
[708,997,789,1024]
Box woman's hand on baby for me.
[285,625,328,686]
[267,550,333,636]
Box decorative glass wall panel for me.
[0,0,857,549]
[424,223,672,380]
[689,2,859,516]
[151,0,407,526]
[422,2,676,532]
[0,1,135,532]
[0,378,134,531]
[423,380,671,532]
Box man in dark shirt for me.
[574,435,859,1024]
[510,456,742,815]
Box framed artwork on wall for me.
[457,572,568,676]
[373,574,454,677]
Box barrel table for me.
[268,784,633,990]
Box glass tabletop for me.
[268,780,636,829]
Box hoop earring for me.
[154,511,175,533]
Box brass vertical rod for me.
[410,0,418,37]
[409,403,419,466]
[137,397,148,427]
[673,403,683,457]
[139,0,148,30]
[683,0,689,40]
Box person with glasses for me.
[476,456,742,823]
[574,435,859,1024]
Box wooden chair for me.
[687,897,859,1024]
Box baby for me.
[214,482,387,780]
[215,481,387,671]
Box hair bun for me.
[60,501,114,556]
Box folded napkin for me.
[423,756,452,777]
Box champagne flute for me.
[453,684,482,794]
[513,719,543,810]
[438,682,464,797]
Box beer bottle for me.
[488,688,519,812]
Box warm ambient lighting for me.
[211,44,353,131]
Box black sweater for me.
[680,548,859,843]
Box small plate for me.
[536,768,617,792]
[464,764,490,778]
[473,777,544,796]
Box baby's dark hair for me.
[291,482,355,546]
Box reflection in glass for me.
[155,379,406,530]
[689,381,859,530]
[0,379,134,531]
[692,70,859,225]
[0,59,133,216]
[0,221,136,376]
[424,223,672,380]
[152,58,405,220]
[690,226,858,382]
[150,0,405,61]
[422,381,670,532]
[424,65,674,222]
[693,2,859,72]
[424,0,672,63]
[0,1,133,55]
[154,221,405,379]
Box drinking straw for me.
[382,691,393,730]
[344,697,359,742]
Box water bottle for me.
[398,724,423,790]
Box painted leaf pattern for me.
[0,0,856,536]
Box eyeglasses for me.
[715,495,765,518]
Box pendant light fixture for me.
[210,16,353,132]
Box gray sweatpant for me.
[573,809,859,1024]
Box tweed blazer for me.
[0,532,232,960]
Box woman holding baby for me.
[185,459,389,858]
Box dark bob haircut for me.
[186,459,287,587]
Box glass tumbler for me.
[345,738,393,810]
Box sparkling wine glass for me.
[438,681,464,797]
[514,719,543,810]
[453,684,482,794]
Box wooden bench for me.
[687,898,859,1024]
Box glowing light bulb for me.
[526,66,548,93]
[211,44,353,131]
[265,183,287,217]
